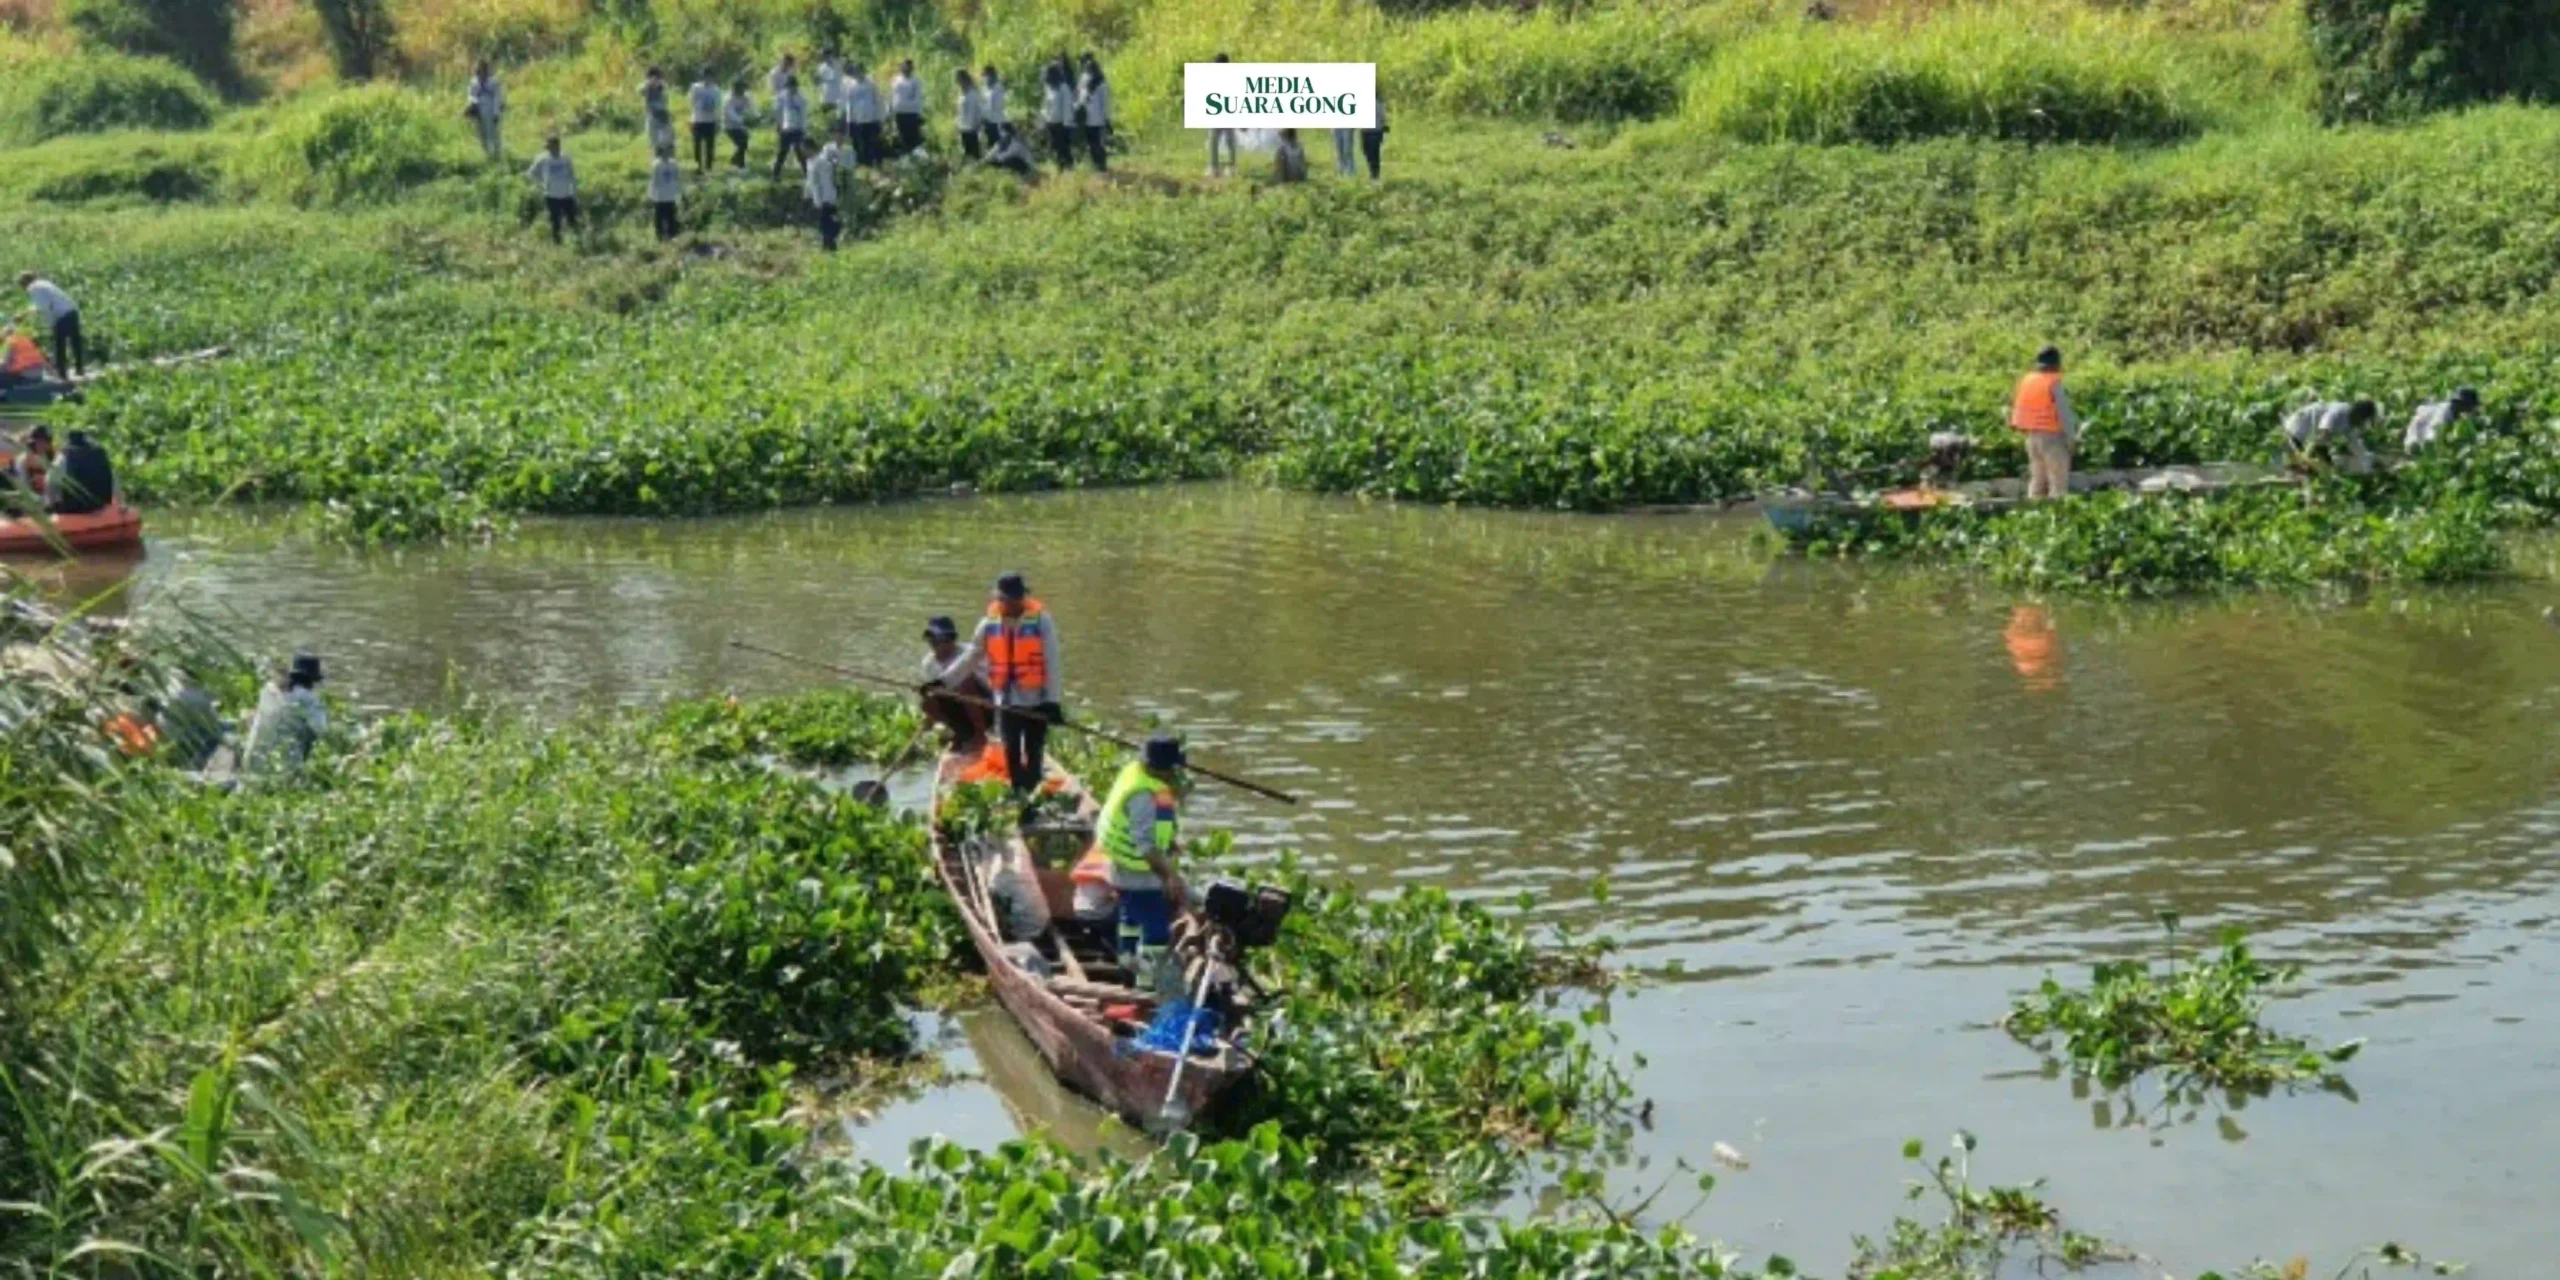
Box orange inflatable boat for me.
[0,503,144,555]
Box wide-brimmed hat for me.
[1144,734,1185,772]
[288,653,325,685]
[993,572,1028,600]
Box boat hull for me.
[930,753,1245,1130]
[0,503,144,556]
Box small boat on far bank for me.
[1761,462,2297,539]
[928,746,1256,1131]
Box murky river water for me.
[44,486,2560,1273]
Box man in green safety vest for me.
[1077,734,1190,975]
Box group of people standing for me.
[478,50,1121,247]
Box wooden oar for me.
[727,640,1301,807]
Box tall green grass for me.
[1683,12,2208,144]
[225,82,471,205]
[1382,5,1732,123]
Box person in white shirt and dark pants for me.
[1076,53,1111,171]
[526,137,578,243]
[1041,56,1075,170]
[842,62,884,168]
[771,77,810,179]
[1360,86,1387,180]
[890,60,925,155]
[980,66,1009,153]
[805,138,843,252]
[647,148,681,242]
[18,274,81,377]
[687,68,722,172]
[466,63,504,162]
[723,79,753,169]
[955,68,985,160]
[1206,53,1237,177]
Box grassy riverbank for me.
[8,0,2559,588]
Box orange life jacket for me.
[982,598,1050,699]
[2009,370,2064,435]
[1,332,44,378]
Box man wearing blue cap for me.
[969,571,1063,793]
[1080,733,1190,974]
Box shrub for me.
[1684,15,2202,144]
[1383,6,1728,123]
[2306,0,2560,122]
[0,50,214,143]
[61,0,240,94]
[226,83,461,205]
[0,131,225,203]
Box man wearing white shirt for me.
[18,273,82,377]
[918,615,992,752]
[955,68,985,159]
[525,137,578,243]
[815,52,844,131]
[768,53,796,98]
[1075,53,1111,171]
[980,65,1009,153]
[466,62,504,162]
[646,148,681,242]
[771,77,810,179]
[687,68,723,172]
[805,138,843,251]
[842,62,884,167]
[2281,399,2378,475]
[890,59,925,155]
[722,78,753,169]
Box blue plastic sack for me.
[1137,999,1222,1056]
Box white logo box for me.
[1183,62,1377,129]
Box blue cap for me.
[923,615,958,641]
[994,572,1028,600]
[1144,734,1185,771]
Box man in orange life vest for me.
[2009,346,2081,501]
[968,571,1064,795]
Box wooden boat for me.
[0,377,80,409]
[929,747,1252,1131]
[0,502,144,555]
[1761,462,2298,540]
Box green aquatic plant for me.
[2004,919,2363,1093]
[2205,1243,2466,1279]
[1802,486,2508,596]
[1849,1133,2123,1280]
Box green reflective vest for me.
[1096,761,1177,875]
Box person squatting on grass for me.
[985,122,1036,176]
[1077,53,1111,172]
[647,148,682,243]
[527,137,578,243]
[806,137,844,252]
[773,75,811,178]
[688,67,723,172]
[723,78,754,169]
[19,272,82,377]
[466,62,504,162]
[891,59,926,156]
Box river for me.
[50,485,2560,1274]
